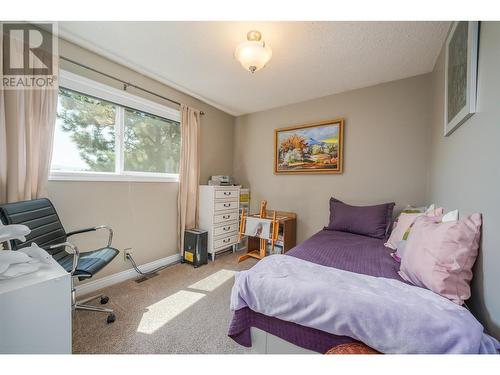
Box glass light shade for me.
[234,41,272,73]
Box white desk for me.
[0,255,72,354]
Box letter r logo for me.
[2,23,53,75]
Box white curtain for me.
[0,32,58,204]
[177,104,201,252]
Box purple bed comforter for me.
[227,229,405,353]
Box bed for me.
[228,229,404,353]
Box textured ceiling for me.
[58,21,450,116]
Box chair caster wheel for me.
[100,296,109,304]
[107,313,116,324]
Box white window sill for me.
[49,171,179,183]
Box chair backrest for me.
[0,198,68,259]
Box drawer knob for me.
[224,192,231,196]
[223,226,230,231]
[223,203,231,207]
[223,238,230,243]
[223,215,229,219]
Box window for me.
[53,88,117,173]
[50,71,181,182]
[123,108,180,174]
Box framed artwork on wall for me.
[444,21,479,136]
[274,118,344,174]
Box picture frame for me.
[444,21,479,136]
[274,118,344,174]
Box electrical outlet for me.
[124,247,132,261]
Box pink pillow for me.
[385,208,444,250]
[385,213,422,250]
[399,213,482,305]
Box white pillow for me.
[425,204,436,214]
[402,204,434,213]
[442,209,459,222]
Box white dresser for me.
[199,185,240,261]
[0,255,72,354]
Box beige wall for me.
[428,22,500,337]
[47,39,235,280]
[45,25,500,338]
[48,182,178,279]
[233,74,433,243]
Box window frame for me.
[49,70,181,183]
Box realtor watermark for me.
[1,22,58,89]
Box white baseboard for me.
[75,253,181,296]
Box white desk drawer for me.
[214,221,239,237]
[215,189,239,199]
[214,200,238,212]
[214,211,239,224]
[214,233,238,250]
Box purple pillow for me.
[326,197,395,239]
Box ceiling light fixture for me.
[234,30,272,73]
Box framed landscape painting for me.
[274,118,344,174]
[444,21,479,136]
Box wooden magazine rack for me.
[237,200,296,263]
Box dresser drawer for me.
[213,233,238,251]
[214,200,238,212]
[213,221,239,237]
[214,189,239,200]
[213,211,239,224]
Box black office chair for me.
[0,198,119,323]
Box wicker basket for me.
[325,343,380,354]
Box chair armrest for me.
[67,225,113,247]
[50,241,80,275]
[66,227,96,237]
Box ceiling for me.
[58,21,450,116]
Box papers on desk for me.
[0,244,53,280]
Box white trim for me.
[59,70,181,122]
[75,253,182,297]
[49,170,179,183]
[115,106,125,174]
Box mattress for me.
[228,229,405,353]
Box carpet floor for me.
[73,251,257,354]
